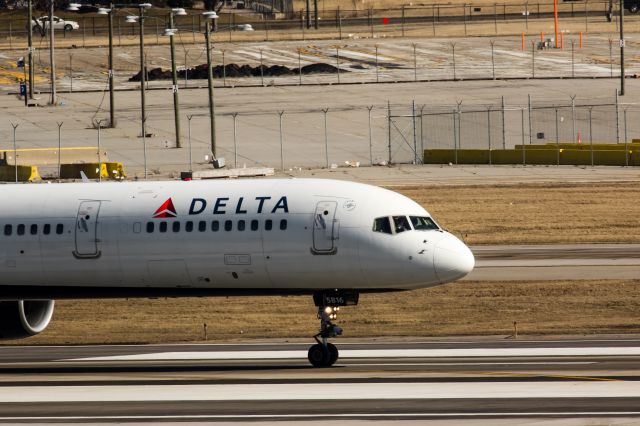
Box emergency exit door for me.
[73,201,101,258]
[312,201,338,254]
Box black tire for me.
[327,343,339,366]
[308,344,329,368]
[64,24,74,31]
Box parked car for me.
[625,0,640,13]
[32,16,80,31]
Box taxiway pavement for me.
[1,339,640,424]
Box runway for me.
[2,339,640,424]
[469,244,640,280]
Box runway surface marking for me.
[65,347,640,361]
[2,382,640,402]
[2,413,640,421]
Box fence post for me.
[531,41,535,78]
[412,100,418,164]
[260,49,264,86]
[298,48,303,85]
[528,94,533,145]
[367,106,374,166]
[589,107,593,166]
[387,101,392,164]
[456,100,462,150]
[490,40,496,80]
[187,115,193,172]
[615,89,620,144]
[624,108,628,166]
[375,45,379,83]
[232,113,238,168]
[413,43,417,82]
[555,108,560,166]
[521,109,526,165]
[323,108,330,168]
[571,95,576,142]
[69,53,73,93]
[222,50,226,87]
[494,3,497,34]
[501,96,506,149]
[452,111,458,165]
[336,47,340,84]
[487,107,492,165]
[451,42,456,80]
[571,40,575,78]
[609,38,613,78]
[57,122,63,180]
[463,3,467,36]
[279,111,285,171]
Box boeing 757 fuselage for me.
[0,178,474,367]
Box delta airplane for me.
[0,178,474,367]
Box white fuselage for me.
[0,179,474,299]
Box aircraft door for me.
[312,201,338,254]
[73,200,101,258]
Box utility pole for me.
[49,0,56,105]
[619,0,625,95]
[204,14,218,158]
[168,9,184,148]
[27,0,34,98]
[108,4,115,126]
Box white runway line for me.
[2,382,640,402]
[65,347,640,362]
[3,413,640,421]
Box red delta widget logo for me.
[153,198,178,218]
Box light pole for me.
[96,5,116,127]
[49,0,56,105]
[126,3,152,179]
[27,0,34,99]
[164,7,187,149]
[203,11,219,160]
[619,0,625,95]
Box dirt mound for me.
[129,62,345,81]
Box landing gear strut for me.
[308,291,358,368]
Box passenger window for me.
[185,221,193,232]
[172,221,180,232]
[211,220,219,232]
[224,220,233,231]
[410,216,440,231]
[373,217,392,234]
[146,222,154,233]
[43,224,50,235]
[133,222,142,233]
[393,216,411,233]
[56,224,64,235]
[198,221,206,232]
[159,222,168,233]
[251,220,259,231]
[238,220,245,231]
[265,219,273,231]
[279,219,287,230]
[4,224,11,236]
[17,224,25,236]
[30,224,37,235]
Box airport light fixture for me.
[203,11,219,159]
[95,6,116,127]
[162,7,187,149]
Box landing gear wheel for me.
[327,343,339,365]
[308,344,329,367]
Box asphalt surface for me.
[469,243,640,280]
[1,339,640,424]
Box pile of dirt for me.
[129,62,345,81]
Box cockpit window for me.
[392,216,411,233]
[410,216,439,231]
[373,217,392,234]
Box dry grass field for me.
[15,181,640,345]
[29,280,640,344]
[397,182,640,245]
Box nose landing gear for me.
[308,291,358,368]
[308,306,342,367]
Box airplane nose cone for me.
[433,235,475,283]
